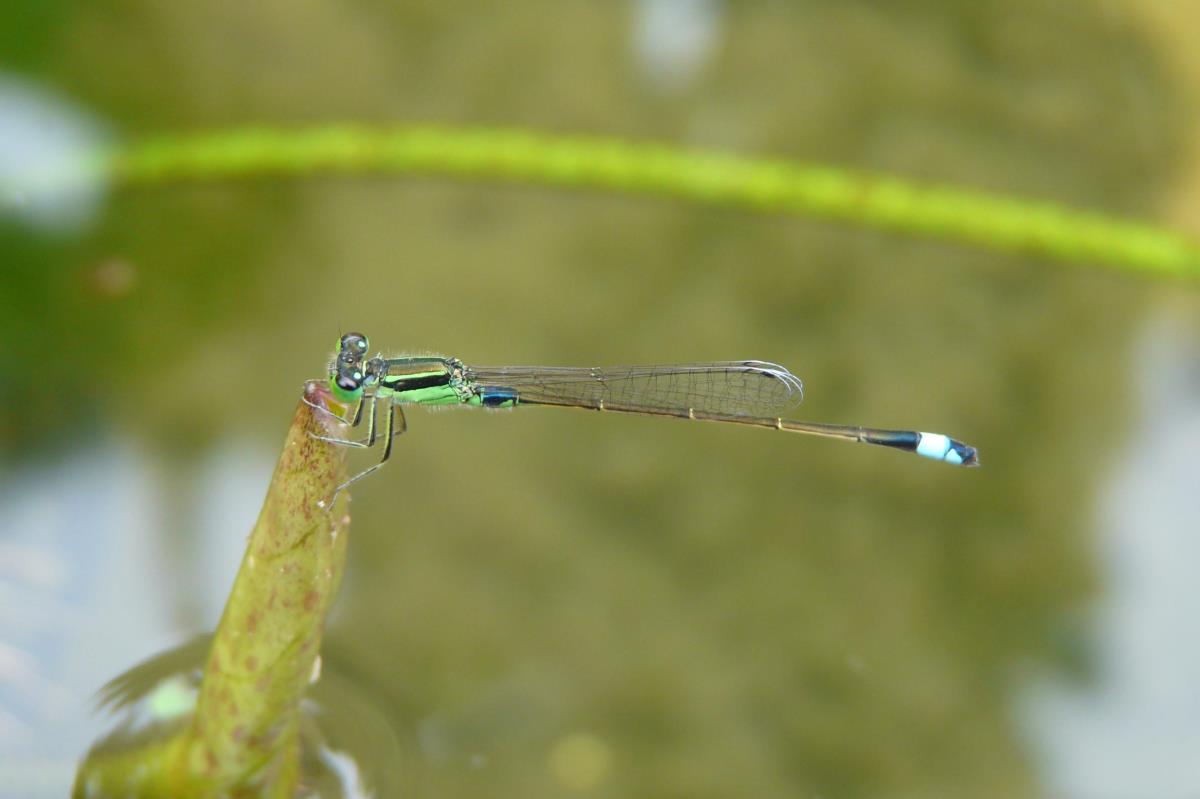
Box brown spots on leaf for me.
[180,385,349,775]
[257,724,281,749]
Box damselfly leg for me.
[319,401,407,507]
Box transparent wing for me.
[464,361,804,417]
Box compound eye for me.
[340,332,369,357]
[336,373,360,392]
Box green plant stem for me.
[173,381,350,796]
[73,381,351,798]
[106,125,1200,280]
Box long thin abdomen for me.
[513,393,978,466]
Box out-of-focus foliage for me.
[104,125,1200,277]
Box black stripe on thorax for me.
[381,373,452,391]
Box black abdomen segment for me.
[863,430,922,452]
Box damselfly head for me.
[329,332,370,403]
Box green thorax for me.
[372,356,471,405]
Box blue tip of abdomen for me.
[917,432,979,466]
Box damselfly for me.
[311,332,978,501]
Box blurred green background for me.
[3,2,1200,797]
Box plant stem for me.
[106,125,1200,280]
